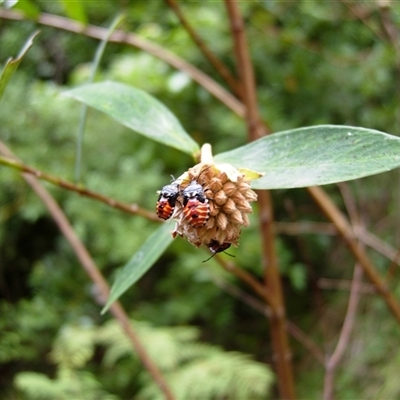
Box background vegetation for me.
[1,1,400,399]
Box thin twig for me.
[210,273,271,317]
[338,182,400,282]
[224,1,295,398]
[0,8,245,118]
[339,0,388,44]
[337,182,360,228]
[210,273,325,365]
[217,256,277,309]
[276,220,400,270]
[275,221,337,236]
[164,0,242,97]
[360,230,400,268]
[0,141,175,400]
[317,278,376,294]
[385,247,400,281]
[0,155,159,222]
[307,186,400,323]
[323,264,363,400]
[286,322,325,366]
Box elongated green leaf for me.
[0,31,39,101]
[75,14,124,182]
[102,222,174,313]
[215,125,400,189]
[64,81,200,156]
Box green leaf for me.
[64,81,200,156]
[10,0,40,19]
[75,14,124,182]
[59,0,88,24]
[0,31,39,101]
[214,125,400,189]
[102,222,174,314]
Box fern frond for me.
[97,319,200,370]
[15,372,69,400]
[50,323,96,369]
[97,319,273,399]
[14,370,117,400]
[138,351,273,400]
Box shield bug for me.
[202,240,233,262]
[182,179,210,227]
[156,182,180,220]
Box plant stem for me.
[323,264,363,400]
[308,186,400,323]
[0,155,159,222]
[225,1,296,398]
[164,0,242,97]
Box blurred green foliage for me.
[1,1,400,399]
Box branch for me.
[0,8,245,118]
[0,155,159,221]
[317,278,376,294]
[164,0,242,97]
[224,1,295,398]
[323,264,363,400]
[0,141,175,400]
[209,273,325,365]
[307,186,400,323]
[275,221,337,236]
[276,221,400,270]
[217,256,277,309]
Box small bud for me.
[205,217,215,229]
[244,190,258,201]
[222,182,237,196]
[236,200,253,213]
[230,209,244,224]
[206,191,215,200]
[209,178,223,192]
[232,191,246,203]
[226,225,240,241]
[217,172,228,184]
[238,181,251,193]
[209,202,219,217]
[216,212,228,230]
[222,198,236,214]
[214,190,228,206]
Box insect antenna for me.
[202,251,235,263]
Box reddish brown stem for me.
[0,142,175,400]
[0,155,159,221]
[224,1,295,398]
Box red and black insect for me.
[156,182,180,220]
[202,240,233,262]
[182,179,210,227]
